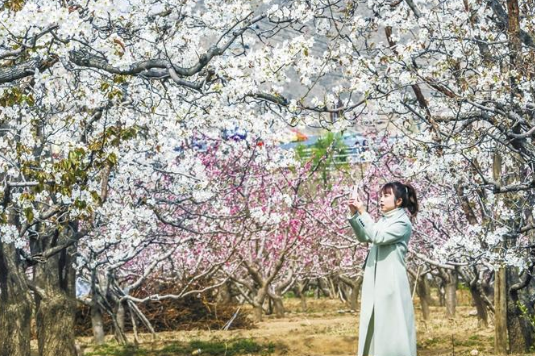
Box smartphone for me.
[351,185,361,200]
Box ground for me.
[36,290,534,356]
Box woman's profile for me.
[347,181,418,356]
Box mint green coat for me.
[348,208,417,356]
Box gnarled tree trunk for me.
[32,224,79,356]
[217,281,233,304]
[0,242,33,356]
[294,280,309,312]
[91,302,106,345]
[271,294,285,318]
[507,265,534,353]
[34,245,77,356]
[441,268,458,318]
[416,275,431,321]
[339,275,363,312]
[459,267,489,328]
[252,288,267,322]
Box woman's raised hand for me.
[348,185,365,215]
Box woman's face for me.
[380,189,402,213]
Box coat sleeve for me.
[347,213,371,243]
[358,212,409,245]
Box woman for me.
[347,181,419,356]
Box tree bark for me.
[295,280,308,312]
[90,270,106,345]
[300,292,307,311]
[34,245,78,356]
[91,302,106,345]
[116,301,126,340]
[339,275,362,312]
[471,282,489,328]
[494,266,508,354]
[416,276,431,321]
[445,279,457,317]
[434,275,446,307]
[507,266,533,353]
[442,269,457,318]
[271,294,285,318]
[217,281,232,304]
[459,267,489,328]
[266,295,274,315]
[349,281,359,311]
[252,289,267,322]
[329,277,337,299]
[0,243,33,356]
[36,292,77,356]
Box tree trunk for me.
[252,289,266,322]
[300,292,307,311]
[272,294,285,318]
[34,247,78,356]
[91,303,106,345]
[494,266,508,354]
[90,271,106,345]
[507,293,529,353]
[0,243,33,356]
[470,277,489,328]
[507,266,533,353]
[339,275,362,312]
[416,277,431,321]
[445,270,457,318]
[295,281,308,312]
[349,283,359,311]
[328,277,338,299]
[266,296,273,315]
[471,285,489,328]
[502,2,532,348]
[459,267,489,328]
[116,301,126,340]
[437,282,446,307]
[36,292,78,356]
[338,282,348,306]
[252,304,262,321]
[318,278,331,298]
[423,275,438,306]
[217,281,232,304]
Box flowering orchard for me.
[1,1,534,355]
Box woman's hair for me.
[380,181,419,219]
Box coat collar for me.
[380,207,404,219]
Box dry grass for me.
[48,291,535,355]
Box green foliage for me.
[86,338,283,356]
[6,118,140,222]
[416,336,442,349]
[517,301,535,330]
[457,282,469,291]
[0,87,35,107]
[23,207,34,224]
[453,336,479,347]
[187,338,276,355]
[516,301,535,352]
[99,79,126,100]
[2,0,25,11]
[304,289,316,298]
[86,343,147,356]
[295,132,349,187]
[283,291,296,299]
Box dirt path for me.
[78,297,532,356]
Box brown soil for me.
[73,293,533,356]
